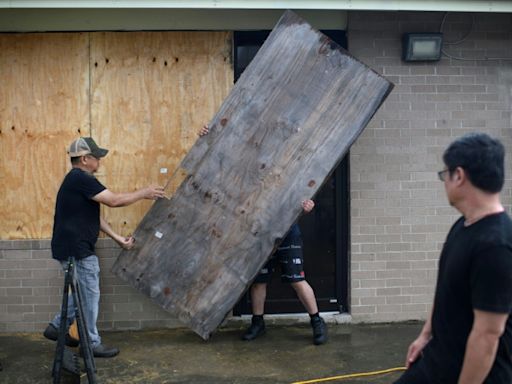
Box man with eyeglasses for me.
[44,137,165,358]
[395,133,512,383]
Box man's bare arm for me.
[458,309,507,383]
[93,186,164,207]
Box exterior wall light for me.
[402,33,443,62]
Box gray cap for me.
[68,137,108,158]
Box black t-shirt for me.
[51,168,106,261]
[423,212,512,383]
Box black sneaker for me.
[311,316,328,345]
[242,317,266,341]
[43,324,79,348]
[92,344,120,358]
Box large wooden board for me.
[112,11,393,339]
[0,33,90,239]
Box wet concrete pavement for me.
[0,321,422,383]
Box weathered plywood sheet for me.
[90,31,233,236]
[113,11,393,339]
[0,33,90,239]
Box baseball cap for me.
[68,137,109,158]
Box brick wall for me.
[0,239,180,332]
[1,11,511,333]
[348,11,512,322]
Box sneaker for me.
[311,316,328,345]
[242,317,266,341]
[43,324,79,348]
[92,344,120,358]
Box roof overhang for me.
[1,0,512,13]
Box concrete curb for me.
[223,312,352,327]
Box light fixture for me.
[402,33,443,62]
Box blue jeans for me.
[51,255,102,347]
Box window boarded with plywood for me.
[0,33,90,239]
[0,31,233,240]
[91,32,233,237]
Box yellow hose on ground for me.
[291,366,406,384]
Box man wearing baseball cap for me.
[44,136,165,358]
[68,137,109,159]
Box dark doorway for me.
[232,30,350,315]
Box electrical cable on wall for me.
[439,12,512,61]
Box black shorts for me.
[254,234,305,284]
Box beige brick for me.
[360,296,386,305]
[376,304,402,313]
[386,296,412,305]
[359,261,387,271]
[403,286,435,295]
[410,295,434,304]
[352,234,377,244]
[7,304,34,313]
[411,84,435,93]
[353,253,377,262]
[360,279,387,288]
[386,261,411,270]
[5,270,32,278]
[401,270,428,279]
[403,304,427,312]
[352,288,377,298]
[410,66,435,75]
[375,233,402,244]
[376,288,401,296]
[376,270,403,279]
[386,243,411,252]
[353,271,377,280]
[386,279,411,287]
[3,250,31,260]
[461,85,486,93]
[23,296,50,305]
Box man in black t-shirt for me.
[395,133,512,383]
[44,137,165,358]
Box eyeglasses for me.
[437,169,449,182]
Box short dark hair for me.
[443,132,505,193]
[70,156,81,165]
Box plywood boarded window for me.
[0,33,90,239]
[0,31,233,240]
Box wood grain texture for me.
[0,33,90,239]
[112,11,393,339]
[90,31,233,237]
[0,31,232,240]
